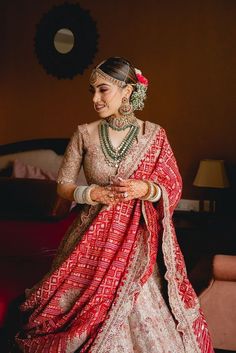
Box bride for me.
[15,57,214,353]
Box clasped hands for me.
[90,177,148,206]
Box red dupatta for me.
[16,123,214,353]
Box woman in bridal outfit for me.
[15,56,214,353]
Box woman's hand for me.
[90,185,121,206]
[90,177,149,205]
[58,178,148,206]
[107,177,149,201]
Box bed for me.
[0,138,86,349]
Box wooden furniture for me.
[0,138,73,351]
[174,210,236,351]
[174,210,236,276]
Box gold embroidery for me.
[57,127,84,184]
[161,187,202,353]
[66,332,87,353]
[57,121,159,187]
[59,288,82,313]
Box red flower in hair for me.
[136,72,148,86]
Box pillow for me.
[0,150,63,175]
[11,158,88,185]
[12,159,57,180]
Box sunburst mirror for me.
[34,3,99,79]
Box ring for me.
[123,192,129,198]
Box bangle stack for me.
[73,184,99,206]
[140,181,162,202]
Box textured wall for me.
[0,0,235,198]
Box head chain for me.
[89,67,147,111]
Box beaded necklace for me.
[98,120,140,168]
[105,114,139,131]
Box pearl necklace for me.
[98,120,140,168]
[105,114,139,131]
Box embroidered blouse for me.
[57,121,152,186]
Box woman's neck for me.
[105,114,138,131]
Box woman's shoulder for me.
[145,120,166,135]
[71,120,102,147]
[144,121,169,148]
[76,120,102,135]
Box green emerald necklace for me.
[98,118,140,168]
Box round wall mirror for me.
[54,28,75,54]
[34,3,99,79]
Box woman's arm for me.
[56,127,84,201]
[57,182,77,202]
[57,127,121,206]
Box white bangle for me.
[140,181,155,200]
[73,185,99,205]
[149,184,162,202]
[140,181,161,202]
[84,184,99,205]
[73,186,87,204]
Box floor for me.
[215,349,236,353]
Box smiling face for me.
[89,76,132,118]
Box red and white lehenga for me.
[15,121,214,353]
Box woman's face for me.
[90,76,126,118]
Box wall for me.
[0,0,235,199]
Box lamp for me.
[193,159,230,212]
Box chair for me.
[192,255,236,351]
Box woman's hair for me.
[97,57,138,85]
[92,56,148,111]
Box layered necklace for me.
[98,115,140,168]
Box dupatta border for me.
[161,186,203,353]
[117,121,161,180]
